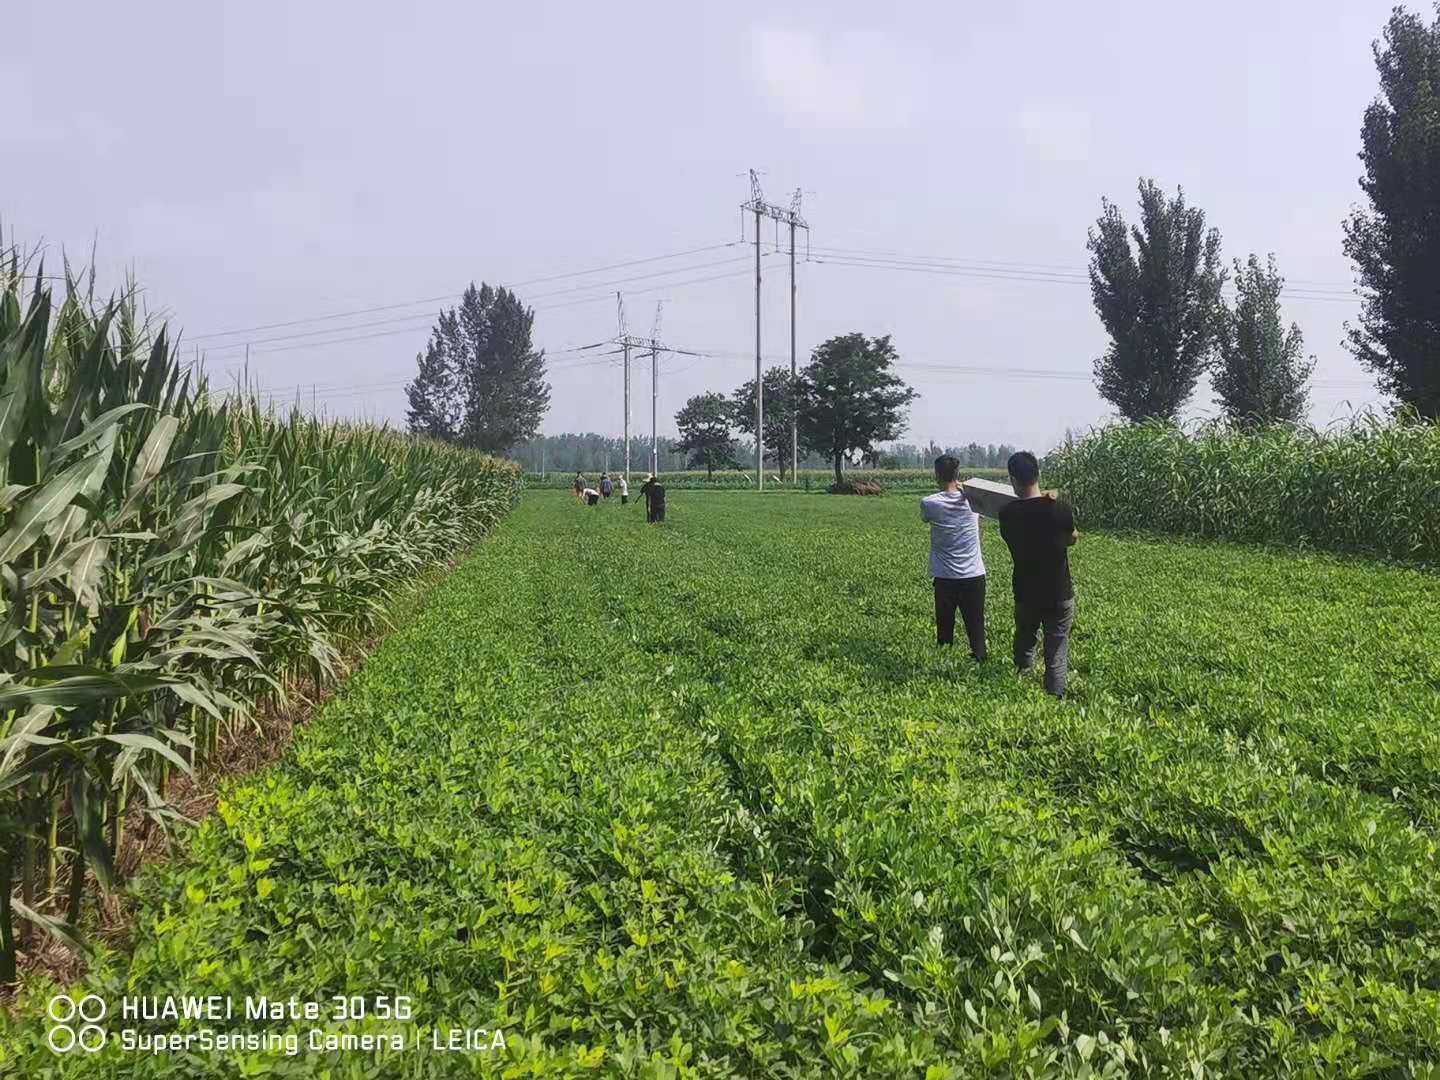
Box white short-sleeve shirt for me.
[920,490,985,579]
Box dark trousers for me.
[647,501,665,523]
[1014,597,1075,698]
[934,575,987,659]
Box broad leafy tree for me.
[1342,4,1440,416]
[1088,179,1227,420]
[674,392,738,476]
[405,283,550,453]
[731,367,800,477]
[1214,254,1315,427]
[796,333,917,485]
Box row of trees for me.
[676,333,917,484]
[1088,183,1315,426]
[398,298,931,482]
[510,435,1013,475]
[1091,5,1440,424]
[876,442,1018,470]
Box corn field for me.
[0,256,519,982]
[1047,416,1440,562]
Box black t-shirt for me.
[998,496,1075,608]
[642,481,665,507]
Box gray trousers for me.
[1014,598,1075,697]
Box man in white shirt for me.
[920,454,987,660]
[618,476,629,505]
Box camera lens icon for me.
[47,995,107,1053]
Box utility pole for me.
[650,302,662,477]
[741,170,809,490]
[618,293,631,483]
[611,293,697,480]
[789,194,798,482]
[786,188,810,481]
[754,198,762,489]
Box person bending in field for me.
[640,474,666,523]
[997,451,1078,699]
[921,454,987,660]
[583,486,601,507]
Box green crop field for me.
[8,491,1440,1077]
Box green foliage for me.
[1047,417,1440,561]
[1214,254,1315,427]
[1088,180,1227,420]
[731,367,800,476]
[673,393,738,477]
[797,334,918,486]
[6,492,1438,1076]
[1342,4,1440,417]
[404,283,550,453]
[0,263,519,980]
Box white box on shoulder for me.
[961,477,1016,518]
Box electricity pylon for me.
[741,169,809,489]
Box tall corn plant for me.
[0,254,520,983]
[1048,416,1440,562]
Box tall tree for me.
[1342,4,1440,416]
[404,283,550,453]
[730,366,800,475]
[674,393,738,476]
[405,335,462,442]
[796,333,917,486]
[1214,254,1315,427]
[1088,179,1227,420]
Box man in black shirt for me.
[639,474,666,524]
[997,451,1078,698]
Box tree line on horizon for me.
[507,432,1017,476]
[404,5,1440,459]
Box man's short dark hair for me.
[934,454,961,484]
[1007,451,1040,486]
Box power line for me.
[811,253,1361,302]
[228,352,624,404]
[189,241,741,340]
[224,348,1375,419]
[200,258,784,368]
[897,360,1372,388]
[198,254,754,358]
[808,242,1360,294]
[200,262,776,372]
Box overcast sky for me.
[1,0,1408,453]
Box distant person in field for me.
[998,451,1078,699]
[600,473,614,500]
[573,472,585,498]
[640,474,666,523]
[921,454,987,660]
[583,486,601,507]
[618,475,629,505]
